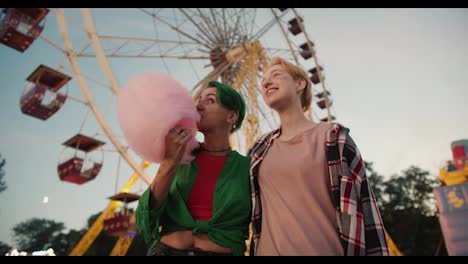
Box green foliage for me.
[378,166,442,256]
[0,241,12,255]
[12,218,66,253]
[0,154,6,193]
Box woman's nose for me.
[196,101,204,111]
[262,78,271,89]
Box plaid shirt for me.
[248,123,389,256]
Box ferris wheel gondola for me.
[20,64,70,120]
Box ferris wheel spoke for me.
[230,15,243,47]
[73,35,207,59]
[221,9,231,44]
[193,8,224,44]
[78,54,209,59]
[99,35,198,45]
[138,8,211,50]
[179,8,220,47]
[192,60,233,97]
[205,8,234,45]
[238,9,252,36]
[208,9,227,44]
[250,9,288,41]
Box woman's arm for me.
[149,160,178,210]
[343,132,389,256]
[135,126,192,244]
[150,126,192,209]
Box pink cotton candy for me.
[117,72,200,164]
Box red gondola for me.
[57,134,105,185]
[20,65,70,120]
[0,8,49,52]
[103,192,141,237]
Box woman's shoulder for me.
[231,150,251,163]
[229,151,251,172]
[325,122,351,135]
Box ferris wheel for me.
[1,8,337,255]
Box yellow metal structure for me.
[385,230,402,256]
[231,41,263,149]
[69,161,151,256]
[110,237,135,256]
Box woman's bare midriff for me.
[159,230,232,253]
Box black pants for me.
[147,242,234,256]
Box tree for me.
[0,154,6,193]
[50,229,85,256]
[12,218,66,253]
[0,241,12,255]
[364,161,386,209]
[380,166,441,256]
[383,166,439,216]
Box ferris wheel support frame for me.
[56,8,151,185]
[290,8,332,123]
[82,9,120,95]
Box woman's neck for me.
[277,105,315,141]
[202,130,231,155]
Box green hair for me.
[207,80,246,132]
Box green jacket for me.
[135,150,252,256]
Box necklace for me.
[200,143,231,153]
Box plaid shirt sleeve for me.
[336,124,389,256]
[247,129,280,256]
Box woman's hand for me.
[164,126,192,165]
[149,126,192,210]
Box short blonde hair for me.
[266,57,312,112]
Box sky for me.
[1,8,467,249]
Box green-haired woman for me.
[135,80,251,256]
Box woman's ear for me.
[226,111,238,127]
[296,79,306,94]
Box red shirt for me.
[187,151,228,221]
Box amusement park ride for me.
[434,140,468,256]
[2,8,401,255]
